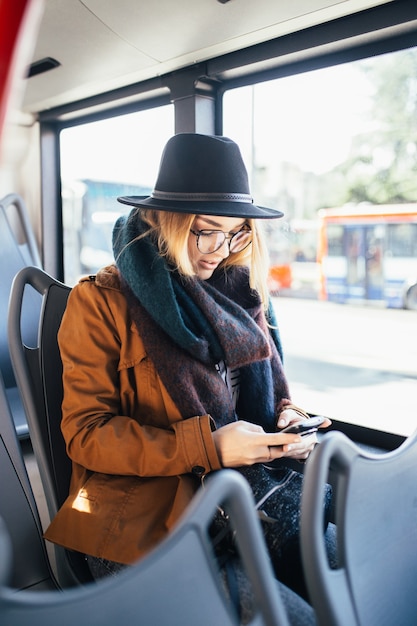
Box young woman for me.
[45,133,332,624]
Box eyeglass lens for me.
[196,228,252,254]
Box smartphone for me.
[279,415,325,437]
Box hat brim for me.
[117,195,284,219]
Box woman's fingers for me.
[213,418,328,467]
[213,420,302,467]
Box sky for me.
[60,105,175,187]
[223,63,373,176]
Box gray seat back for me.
[8,266,91,586]
[0,469,289,626]
[301,430,417,626]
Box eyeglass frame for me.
[189,224,252,254]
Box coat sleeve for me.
[58,279,222,477]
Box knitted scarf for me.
[112,209,290,432]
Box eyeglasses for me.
[190,225,252,254]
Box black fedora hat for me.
[117,133,283,219]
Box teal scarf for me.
[113,209,290,430]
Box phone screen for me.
[280,416,325,435]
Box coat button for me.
[192,465,206,477]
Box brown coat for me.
[44,265,222,564]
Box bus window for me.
[387,223,417,257]
[326,225,344,257]
[60,105,174,285]
[223,47,417,437]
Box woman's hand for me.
[212,420,304,467]
[276,408,332,461]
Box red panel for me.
[0,0,43,141]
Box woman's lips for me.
[199,259,220,270]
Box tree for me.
[338,48,417,204]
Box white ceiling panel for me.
[22,0,394,113]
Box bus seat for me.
[0,193,42,439]
[300,430,417,626]
[0,369,58,591]
[7,265,92,587]
[0,469,289,626]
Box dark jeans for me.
[273,522,338,602]
[85,554,127,579]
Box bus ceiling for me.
[21,1,417,122]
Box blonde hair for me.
[132,208,271,309]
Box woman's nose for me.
[217,237,231,258]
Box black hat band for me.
[151,190,253,203]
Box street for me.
[272,296,417,436]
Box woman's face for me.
[188,214,247,280]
